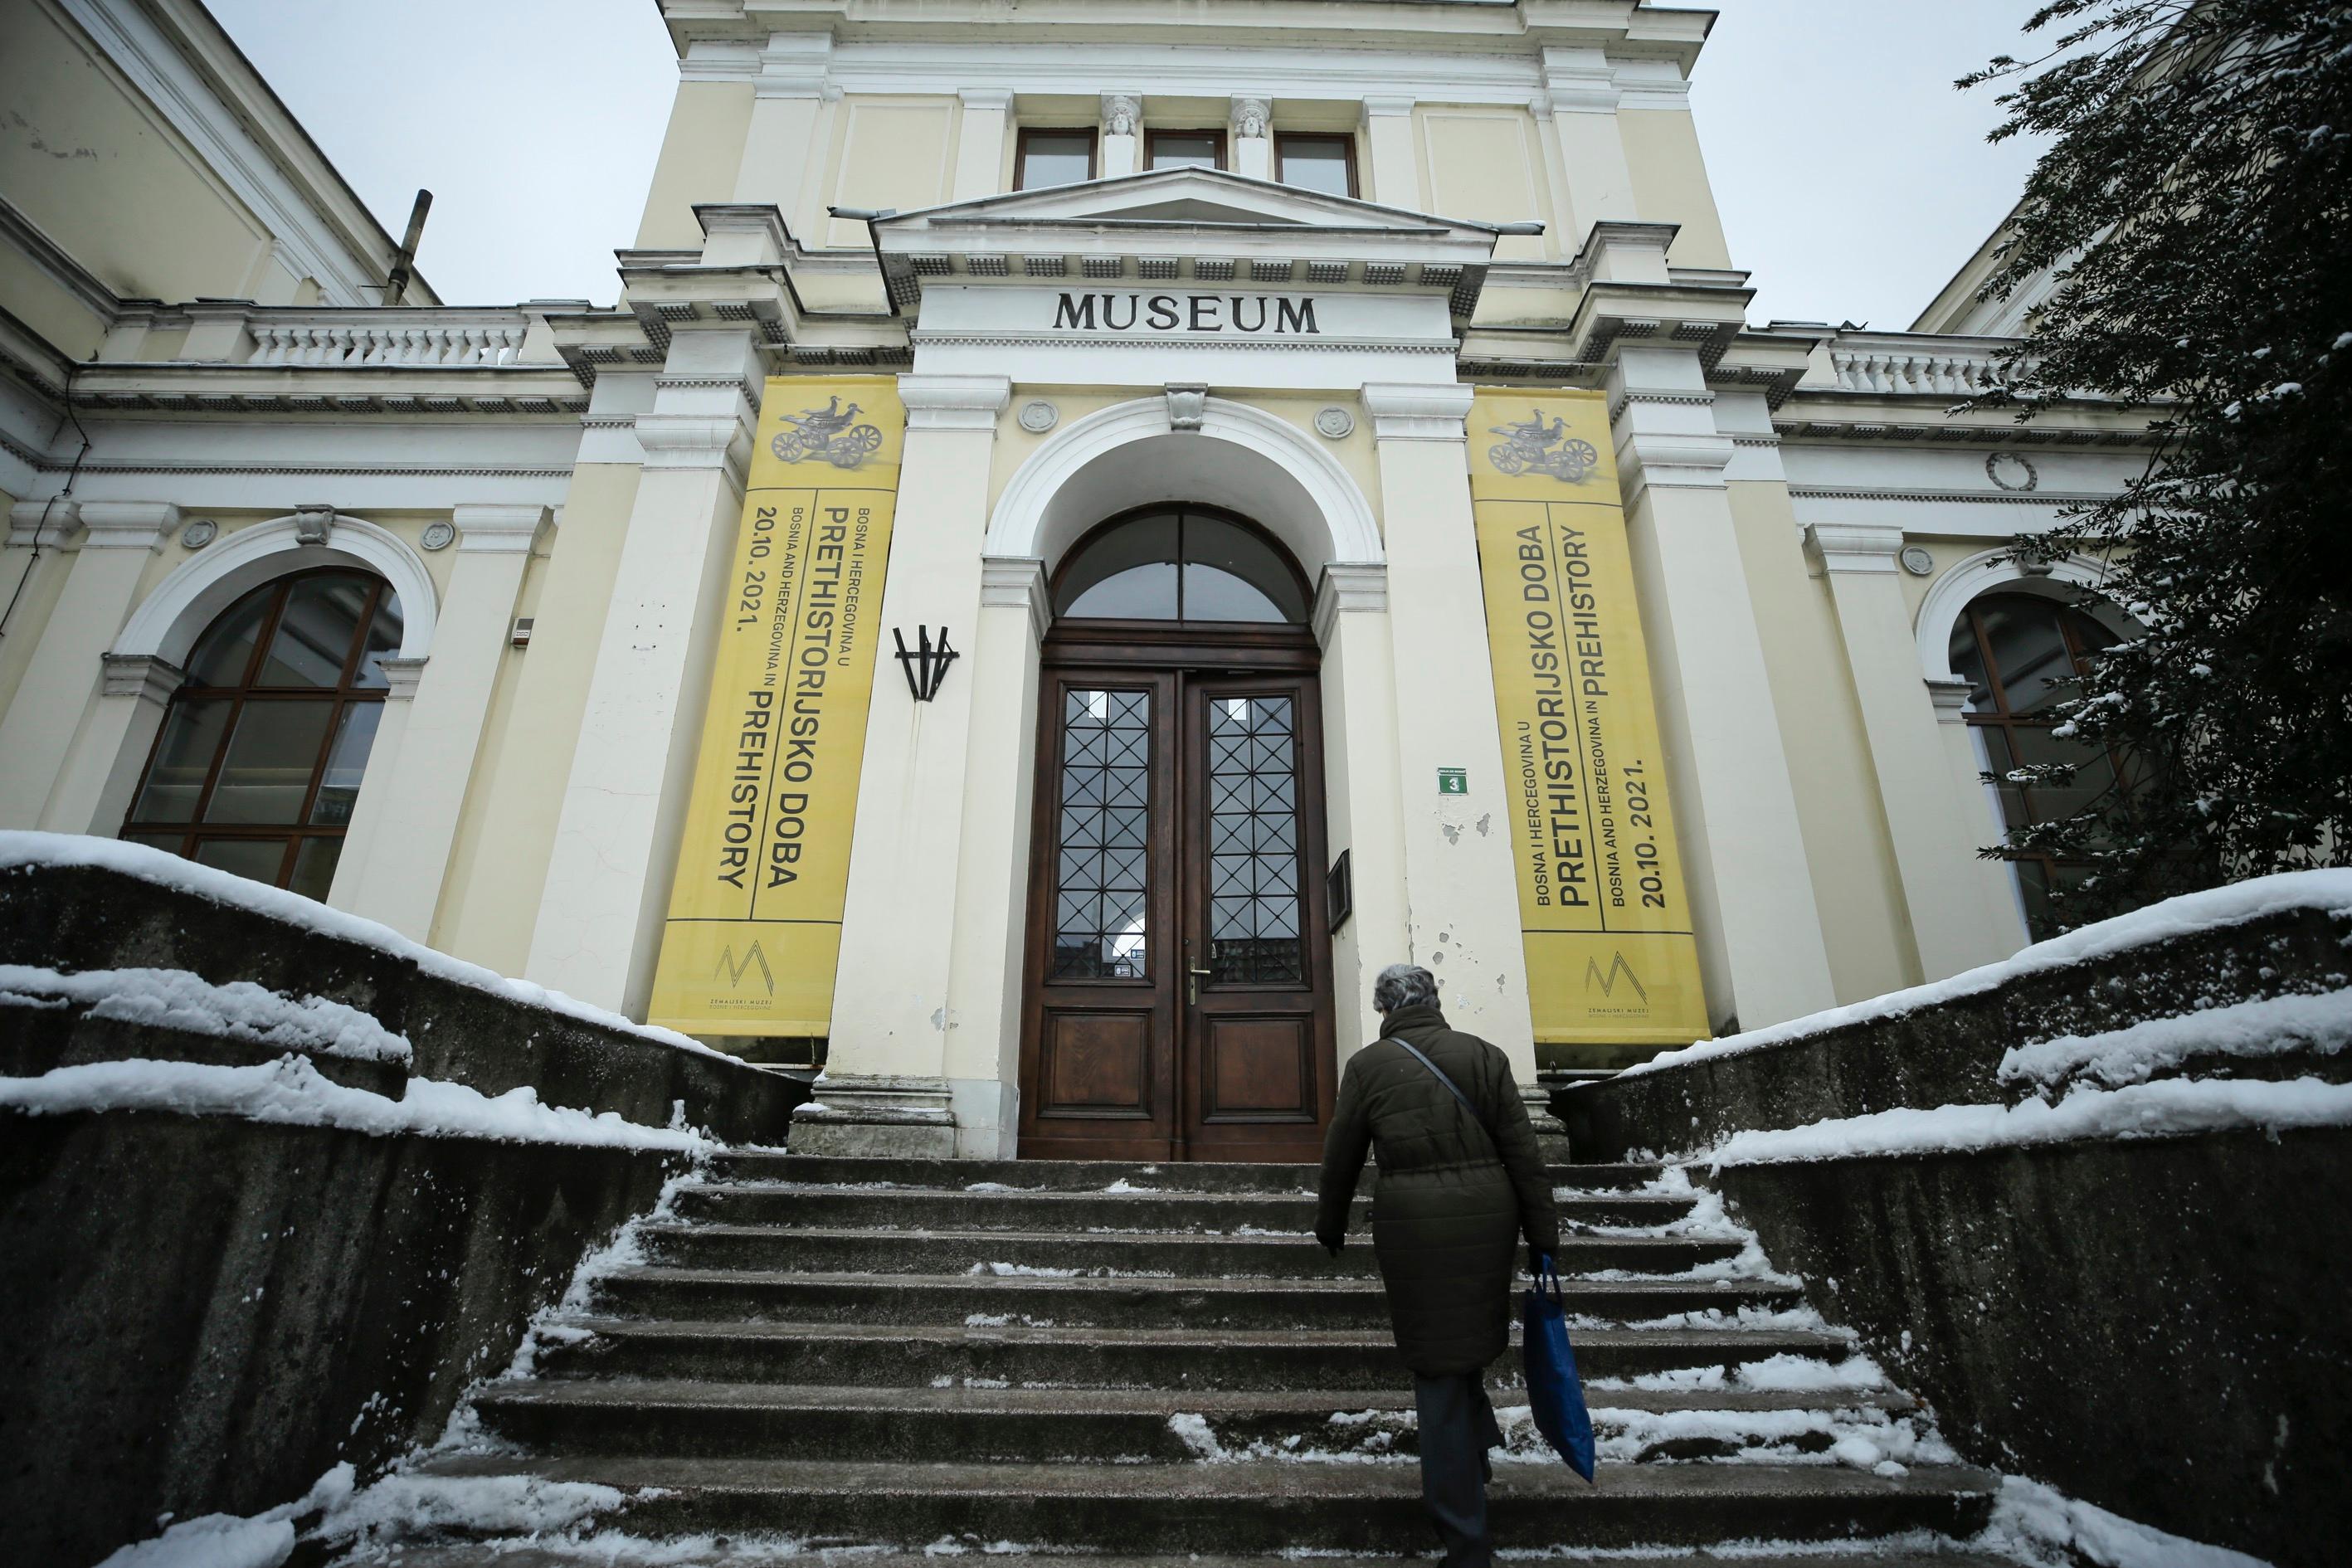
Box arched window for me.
[1052,506,1309,624]
[120,569,402,898]
[1947,591,2129,937]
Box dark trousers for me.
[1412,1370,1503,1566]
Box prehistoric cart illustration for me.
[772,397,884,469]
[1488,410,1600,483]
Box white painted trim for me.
[1913,547,2126,683]
[984,394,1382,571]
[112,513,439,665]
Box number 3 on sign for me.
[1437,767,1468,796]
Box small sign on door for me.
[1437,767,1468,796]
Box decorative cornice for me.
[450,504,549,553]
[1788,485,2114,506]
[978,555,1050,642]
[99,652,184,705]
[7,499,79,549]
[76,501,181,552]
[1312,562,1389,647]
[898,374,1011,431]
[1359,382,1474,442]
[1804,523,1906,576]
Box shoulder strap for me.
[1382,1036,1497,1152]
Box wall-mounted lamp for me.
[894,626,957,702]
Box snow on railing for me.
[249,314,528,368]
[1827,334,2023,397]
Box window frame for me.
[1049,504,1312,627]
[1014,125,1100,191]
[1273,132,1359,197]
[1145,127,1229,173]
[119,567,398,892]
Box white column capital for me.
[1925,676,1976,725]
[633,413,755,483]
[1230,95,1272,139]
[450,504,551,553]
[1541,46,1622,113]
[900,374,1012,431]
[1361,94,1417,124]
[754,30,835,98]
[99,652,183,706]
[960,87,1015,113]
[76,502,180,552]
[377,655,431,702]
[979,555,1049,642]
[1805,523,1908,576]
[1312,561,1389,647]
[1100,92,1142,135]
[1361,382,1473,442]
[8,499,79,549]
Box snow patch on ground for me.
[1705,1075,2352,1167]
[95,1463,356,1568]
[1999,987,2352,1090]
[0,962,412,1062]
[1983,1474,2275,1568]
[0,831,727,1059]
[1622,868,2352,1079]
[0,1053,713,1152]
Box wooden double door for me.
[1017,625,1337,1161]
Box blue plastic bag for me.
[1522,1252,1597,1481]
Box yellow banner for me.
[1468,389,1708,1050]
[647,376,903,1036]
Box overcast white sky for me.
[209,0,2044,329]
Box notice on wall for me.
[1468,388,1708,1050]
[646,376,903,1037]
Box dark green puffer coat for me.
[1315,1004,1561,1376]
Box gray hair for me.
[1374,963,1440,1015]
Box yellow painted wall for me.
[823,97,958,247]
[1,0,275,303]
[435,463,641,974]
[1414,107,1553,262]
[1620,109,1734,271]
[1724,480,1916,1001]
[635,80,756,249]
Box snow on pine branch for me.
[0,963,412,1063]
[0,1054,713,1154]
[0,831,727,1059]
[1622,868,2352,1079]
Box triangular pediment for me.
[872,168,1501,319]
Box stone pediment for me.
[869,168,1504,321]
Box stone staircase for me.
[345,1154,2016,1565]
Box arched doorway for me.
[118,568,402,898]
[1018,505,1337,1161]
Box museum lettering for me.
[1052,290,1320,335]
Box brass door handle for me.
[1188,963,1211,1004]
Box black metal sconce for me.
[894,626,958,702]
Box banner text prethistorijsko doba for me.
[1468,389,1708,1048]
[648,376,902,1036]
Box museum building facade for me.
[0,0,2154,1159]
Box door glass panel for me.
[205,699,335,823]
[1974,597,2076,713]
[185,585,275,686]
[352,592,405,689]
[260,576,372,686]
[192,838,288,884]
[1183,514,1306,623]
[1052,688,1152,979]
[1207,694,1303,983]
[1059,512,1181,619]
[130,699,232,823]
[309,702,383,825]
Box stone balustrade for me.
[1826,334,2023,397]
[247,313,529,368]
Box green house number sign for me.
[1437,767,1468,795]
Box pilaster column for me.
[1805,523,2026,979]
[1360,384,1539,1081]
[954,89,1015,201]
[1927,675,2031,949]
[1360,96,1418,207]
[797,373,1011,1158]
[0,500,78,674]
[328,655,425,909]
[524,330,762,1015]
[1539,48,1638,239]
[41,653,183,836]
[733,32,835,231]
[1609,351,1835,1030]
[1100,93,1142,179]
[1312,562,1411,1065]
[0,501,173,828]
[335,505,547,939]
[1230,96,1273,182]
